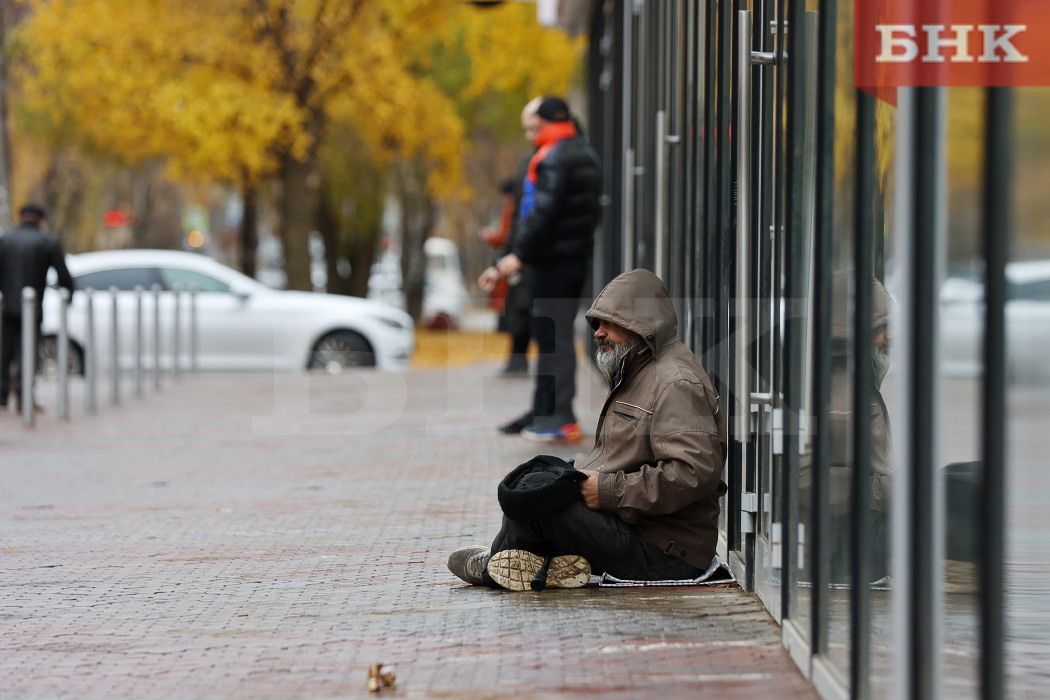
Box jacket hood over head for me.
[831,272,892,342]
[586,269,678,354]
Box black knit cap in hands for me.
[536,96,570,123]
[497,455,587,519]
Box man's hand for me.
[478,266,501,293]
[578,470,601,510]
[496,253,523,278]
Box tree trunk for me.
[317,185,349,295]
[347,232,377,298]
[131,168,153,248]
[278,152,321,291]
[240,185,258,278]
[398,163,433,322]
[0,0,14,227]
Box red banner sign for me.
[855,0,1050,102]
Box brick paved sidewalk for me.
[0,361,816,699]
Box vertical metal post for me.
[109,286,120,405]
[152,283,161,389]
[0,293,4,404]
[781,0,809,624]
[913,86,945,700]
[21,287,35,427]
[735,10,752,444]
[811,0,838,657]
[621,0,635,273]
[189,283,198,372]
[134,285,144,398]
[623,147,636,269]
[85,288,97,414]
[850,88,876,700]
[57,288,70,421]
[172,283,181,380]
[654,109,668,280]
[893,86,945,700]
[979,86,1011,700]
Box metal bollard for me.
[172,283,182,379]
[109,286,120,405]
[134,286,144,398]
[57,288,70,421]
[189,283,198,372]
[21,287,36,427]
[0,292,3,410]
[85,288,97,413]
[151,283,161,390]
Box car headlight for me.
[377,317,407,330]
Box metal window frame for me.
[979,86,1011,700]
[582,3,1008,699]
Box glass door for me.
[731,0,820,633]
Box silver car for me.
[940,259,1050,384]
[40,249,414,374]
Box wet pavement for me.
[0,360,816,699]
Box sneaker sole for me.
[520,431,583,445]
[487,550,591,591]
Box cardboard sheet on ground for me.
[588,556,737,588]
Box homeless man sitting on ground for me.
[448,269,728,591]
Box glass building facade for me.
[571,0,1048,697]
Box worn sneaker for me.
[447,545,492,585]
[486,549,591,592]
[520,422,582,444]
[499,411,534,435]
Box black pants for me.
[0,314,39,408]
[490,500,704,582]
[528,257,587,430]
[504,309,531,369]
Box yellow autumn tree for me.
[16,0,469,289]
[309,2,585,306]
[16,0,583,293]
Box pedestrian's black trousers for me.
[528,257,587,430]
[0,314,39,407]
[489,499,704,582]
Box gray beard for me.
[873,349,891,389]
[595,340,637,385]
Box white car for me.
[940,259,1050,384]
[40,249,414,374]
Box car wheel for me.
[309,330,375,373]
[37,335,85,380]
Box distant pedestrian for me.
[485,95,602,442]
[479,97,544,378]
[480,177,531,375]
[0,204,75,412]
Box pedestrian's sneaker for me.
[486,549,590,591]
[499,411,534,435]
[520,422,582,444]
[447,545,492,585]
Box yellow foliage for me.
[16,0,584,205]
[452,3,586,101]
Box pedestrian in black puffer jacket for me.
[494,96,602,441]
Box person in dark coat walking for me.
[488,96,602,442]
[0,204,75,411]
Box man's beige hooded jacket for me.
[580,269,727,569]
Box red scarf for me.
[527,121,578,184]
